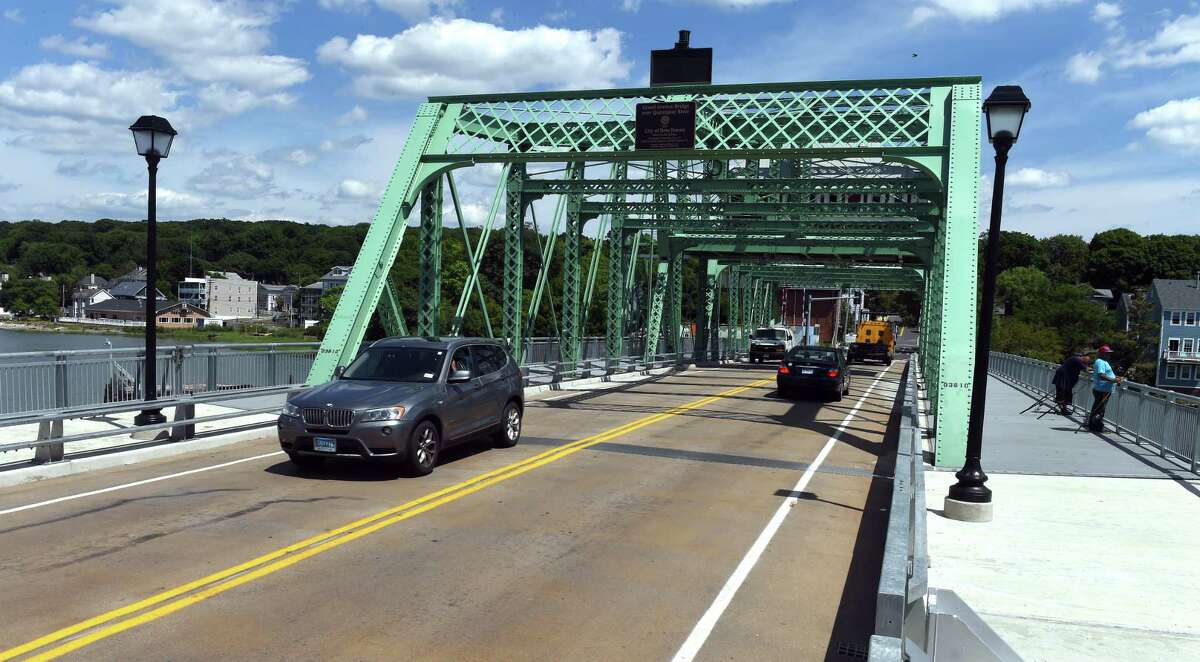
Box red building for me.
[780,288,841,344]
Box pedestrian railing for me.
[0,343,320,419]
[0,334,743,466]
[988,351,1200,471]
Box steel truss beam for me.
[310,77,981,469]
[520,178,940,196]
[620,218,935,234]
[580,200,937,218]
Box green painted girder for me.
[436,80,976,155]
[416,179,442,336]
[620,218,935,234]
[560,161,585,367]
[678,241,928,256]
[422,146,947,164]
[644,261,668,361]
[520,177,940,196]
[503,163,527,363]
[579,200,937,218]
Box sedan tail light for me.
[778,364,790,374]
[827,369,840,378]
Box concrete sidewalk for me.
[925,376,1200,662]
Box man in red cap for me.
[1088,344,1121,431]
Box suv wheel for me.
[405,421,440,476]
[494,402,522,448]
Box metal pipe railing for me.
[987,351,1200,471]
[0,334,741,466]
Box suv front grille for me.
[302,408,353,428]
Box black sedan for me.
[278,337,524,476]
[776,346,851,402]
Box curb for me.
[0,426,275,489]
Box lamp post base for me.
[134,408,166,426]
[944,497,993,523]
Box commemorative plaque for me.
[634,101,697,150]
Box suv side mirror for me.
[333,365,345,379]
[447,368,471,383]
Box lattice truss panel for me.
[447,87,933,155]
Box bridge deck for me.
[0,363,902,661]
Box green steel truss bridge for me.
[307,76,981,466]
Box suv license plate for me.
[801,369,814,375]
[313,437,337,453]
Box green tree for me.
[1145,234,1200,280]
[991,318,1063,363]
[18,242,86,276]
[996,266,1049,314]
[0,278,59,318]
[1087,228,1149,293]
[320,286,344,318]
[1040,234,1088,284]
[997,231,1044,273]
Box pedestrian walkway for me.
[925,376,1200,662]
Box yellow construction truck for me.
[847,320,896,365]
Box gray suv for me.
[278,337,524,476]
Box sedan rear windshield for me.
[752,329,787,340]
[788,348,837,363]
[342,347,447,382]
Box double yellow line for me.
[3,377,771,661]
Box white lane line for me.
[0,451,284,517]
[671,364,896,662]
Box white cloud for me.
[3,9,23,23]
[318,19,630,98]
[911,0,1079,24]
[76,188,208,217]
[336,178,375,199]
[1130,97,1200,149]
[1069,12,1200,82]
[78,0,308,94]
[1007,167,1072,188]
[621,0,642,10]
[40,35,111,59]
[187,151,275,199]
[261,135,371,165]
[0,62,176,123]
[319,0,459,21]
[1065,51,1103,83]
[195,83,296,115]
[337,105,368,125]
[1092,2,1120,23]
[0,62,180,154]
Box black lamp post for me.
[129,115,177,427]
[946,85,1030,519]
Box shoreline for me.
[0,320,312,343]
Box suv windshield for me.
[752,329,787,340]
[788,347,838,363]
[342,346,447,382]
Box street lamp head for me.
[129,115,177,159]
[982,85,1030,144]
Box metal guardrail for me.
[870,355,1022,662]
[0,335,738,420]
[0,335,740,466]
[0,342,319,419]
[989,351,1200,471]
[871,354,928,659]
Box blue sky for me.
[0,0,1198,238]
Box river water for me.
[0,328,154,354]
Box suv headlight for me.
[359,406,406,422]
[281,402,301,417]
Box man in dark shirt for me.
[1051,350,1090,415]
